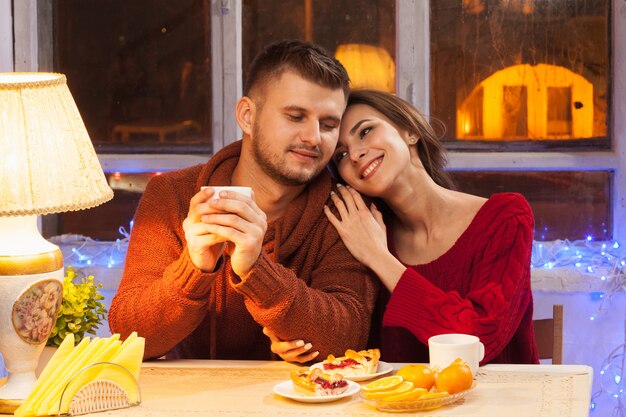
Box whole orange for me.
[396,364,435,390]
[434,358,473,394]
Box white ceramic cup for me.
[428,333,485,375]
[201,186,252,200]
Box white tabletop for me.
[95,360,592,417]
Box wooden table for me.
[94,360,592,417]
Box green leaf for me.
[47,266,108,347]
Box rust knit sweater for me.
[109,141,379,360]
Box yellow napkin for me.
[14,332,144,417]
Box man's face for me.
[250,71,346,186]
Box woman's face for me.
[333,103,413,197]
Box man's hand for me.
[183,188,229,272]
[263,327,319,363]
[194,188,267,277]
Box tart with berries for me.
[291,368,349,396]
[322,348,380,376]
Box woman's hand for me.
[263,327,319,363]
[324,184,388,269]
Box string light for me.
[531,238,626,415]
[535,239,625,321]
[590,320,626,416]
[49,224,132,270]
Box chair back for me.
[533,304,564,364]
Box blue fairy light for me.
[590,292,604,301]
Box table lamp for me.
[0,72,113,400]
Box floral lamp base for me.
[0,267,63,400]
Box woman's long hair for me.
[344,89,455,190]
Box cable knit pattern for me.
[109,141,379,360]
[376,193,538,364]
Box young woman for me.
[265,89,538,365]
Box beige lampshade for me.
[334,43,396,93]
[0,72,113,216]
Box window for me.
[425,0,615,241]
[54,0,212,154]
[431,0,608,146]
[242,0,396,92]
[5,0,624,243]
[450,171,611,240]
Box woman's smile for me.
[360,156,383,179]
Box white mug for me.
[428,333,485,375]
[201,186,252,200]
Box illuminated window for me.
[429,0,615,242]
[242,0,396,93]
[431,0,608,146]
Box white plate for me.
[273,379,361,403]
[310,360,394,382]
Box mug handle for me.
[478,342,485,361]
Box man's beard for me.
[251,121,324,186]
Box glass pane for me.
[54,0,212,153]
[502,86,528,138]
[450,171,611,241]
[547,87,573,136]
[243,0,396,92]
[431,0,609,148]
[43,172,155,241]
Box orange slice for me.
[383,387,428,402]
[364,381,414,399]
[420,391,449,399]
[362,375,404,393]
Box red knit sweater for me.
[371,193,539,364]
[109,141,379,360]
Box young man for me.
[109,40,379,360]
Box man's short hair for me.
[244,40,350,100]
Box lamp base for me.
[0,398,22,414]
[0,256,63,400]
[0,372,37,400]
